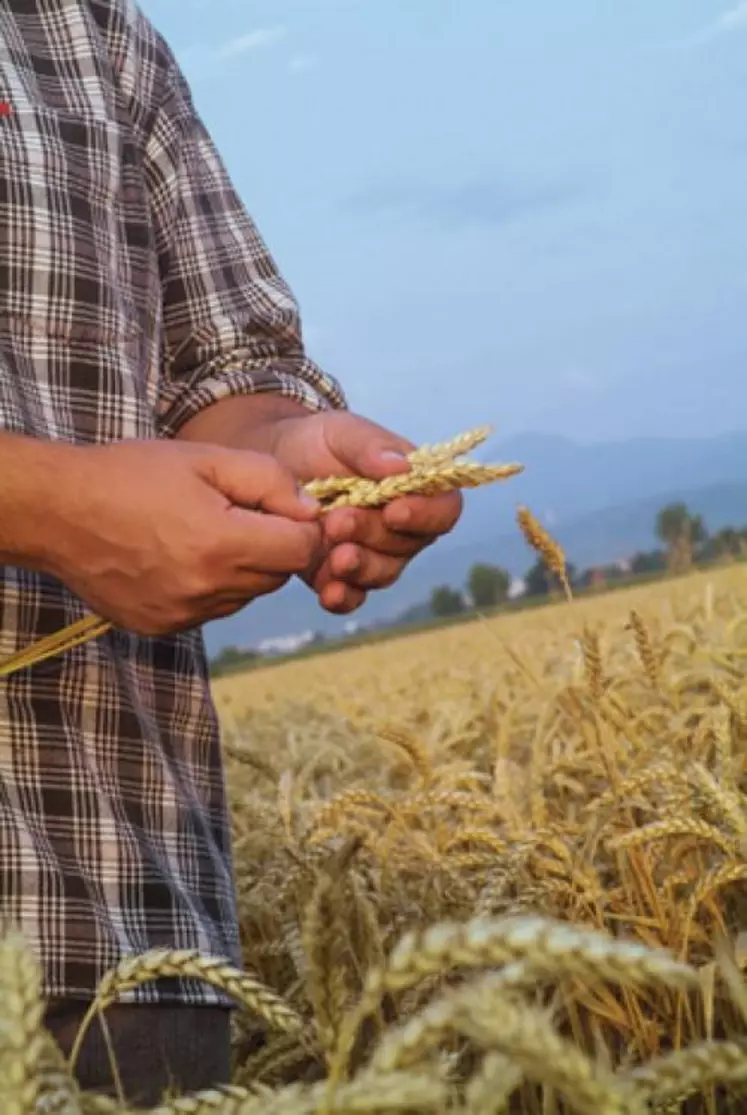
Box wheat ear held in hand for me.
[0,425,523,678]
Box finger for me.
[318,580,367,615]
[327,543,405,591]
[323,508,423,557]
[202,447,321,521]
[324,412,416,480]
[221,512,322,576]
[382,490,463,537]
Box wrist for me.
[176,393,313,455]
[0,434,89,573]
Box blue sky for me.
[140,0,747,446]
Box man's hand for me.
[177,398,463,614]
[38,439,322,635]
[267,410,463,614]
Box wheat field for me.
[6,562,747,1112]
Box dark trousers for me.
[44,1000,232,1106]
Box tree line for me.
[428,501,747,618]
[209,501,747,673]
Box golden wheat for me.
[516,506,573,602]
[4,556,747,1110]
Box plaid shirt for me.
[0,0,345,1005]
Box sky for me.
[140,0,747,447]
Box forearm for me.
[175,394,312,455]
[0,433,80,572]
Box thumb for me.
[199,447,320,521]
[324,413,416,480]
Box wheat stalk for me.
[0,426,522,678]
[516,506,572,602]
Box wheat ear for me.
[516,506,572,602]
[69,949,301,1079]
[327,914,695,1087]
[0,929,47,1115]
[0,425,522,678]
[450,992,642,1115]
[624,1041,747,1108]
[126,1070,449,1115]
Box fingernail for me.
[380,450,407,461]
[299,491,321,512]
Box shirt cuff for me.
[155,359,348,439]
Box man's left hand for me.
[269,410,462,614]
[178,400,463,615]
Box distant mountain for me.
[447,428,747,548]
[202,430,747,654]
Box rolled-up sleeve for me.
[139,46,347,438]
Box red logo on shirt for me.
[0,101,12,117]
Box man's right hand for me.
[31,439,322,636]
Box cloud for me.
[346,177,578,230]
[288,54,318,73]
[716,0,747,31]
[674,2,747,48]
[214,26,287,59]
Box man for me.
[0,0,461,1103]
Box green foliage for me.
[209,644,258,677]
[430,585,466,618]
[523,560,577,598]
[467,563,511,608]
[655,502,692,547]
[655,503,709,570]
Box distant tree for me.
[523,560,552,598]
[523,560,577,599]
[467,563,511,609]
[430,585,466,618]
[209,645,257,676]
[655,503,708,572]
[630,549,666,576]
[395,601,434,626]
[690,514,707,549]
[713,526,742,560]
